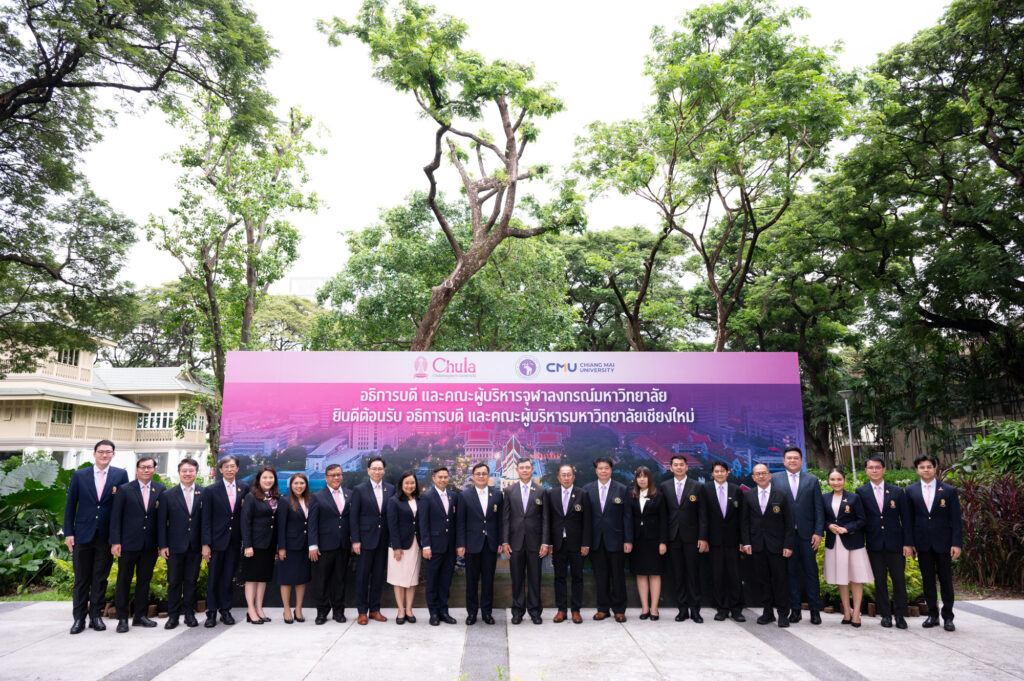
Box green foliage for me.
[959,421,1024,475]
[954,472,1024,590]
[816,543,924,608]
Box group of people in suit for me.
[62,441,965,635]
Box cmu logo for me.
[413,356,428,378]
[546,362,577,373]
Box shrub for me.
[959,420,1024,475]
[817,543,923,607]
[953,471,1024,590]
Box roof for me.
[92,367,214,395]
[0,386,147,412]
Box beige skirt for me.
[824,541,874,585]
[387,537,422,588]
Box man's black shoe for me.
[184,612,199,627]
[531,615,543,624]
[810,610,821,625]
[482,614,495,625]
[788,611,802,623]
[511,614,523,625]
[757,612,775,625]
[165,616,179,630]
[204,613,217,628]
[315,614,328,625]
[89,615,106,631]
[943,619,956,632]
[731,611,746,623]
[440,614,457,624]
[220,611,235,625]
[778,617,790,628]
[116,619,130,633]
[429,615,440,626]
[714,610,728,621]
[690,609,703,623]
[465,614,477,625]
[675,611,689,622]
[895,615,908,629]
[922,615,940,628]
[334,612,347,623]
[70,619,86,635]
[880,616,893,628]
[133,616,157,628]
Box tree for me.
[321,0,585,350]
[253,295,323,352]
[576,0,856,351]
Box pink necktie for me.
[791,474,799,500]
[96,468,106,499]
[760,489,768,514]
[142,484,150,509]
[334,488,343,514]
[719,485,727,517]
[600,484,607,511]
[676,481,683,504]
[227,483,235,511]
[522,485,529,513]
[875,486,884,512]
[185,488,193,514]
[442,490,449,514]
[563,488,570,515]
[375,484,383,511]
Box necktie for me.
[790,473,799,500]
[227,482,235,511]
[142,483,150,509]
[874,485,884,512]
[185,487,193,514]
[480,489,487,516]
[676,480,683,504]
[563,488,570,515]
[522,484,529,513]
[600,484,607,511]
[441,490,449,514]
[760,489,768,514]
[924,483,933,512]
[374,484,383,511]
[718,484,727,517]
[96,468,106,499]
[333,488,343,514]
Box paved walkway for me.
[1,601,1022,681]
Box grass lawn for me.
[0,587,66,602]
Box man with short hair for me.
[201,454,247,627]
[741,463,794,627]
[548,464,591,624]
[457,462,502,625]
[421,465,458,625]
[501,459,550,625]
[308,463,351,624]
[63,440,129,634]
[584,457,632,623]
[854,456,912,629]
[111,456,165,632]
[659,454,708,623]
[772,446,824,624]
[350,456,394,624]
[158,458,204,629]
[704,460,745,622]
[905,454,963,632]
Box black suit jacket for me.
[277,500,310,551]
[854,482,911,552]
[703,481,743,547]
[240,495,277,550]
[419,486,457,553]
[502,481,550,551]
[158,485,203,554]
[110,479,165,551]
[62,465,129,544]
[386,496,419,551]
[584,480,634,551]
[630,492,667,543]
[201,479,248,551]
[456,486,502,553]
[548,485,592,552]
[308,486,351,551]
[905,481,963,552]
[823,492,866,550]
[349,481,395,550]
[740,486,795,554]
[772,471,826,539]
[659,477,708,543]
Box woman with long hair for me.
[630,466,667,620]
[385,471,422,624]
[277,472,313,623]
[823,467,873,627]
[240,466,280,624]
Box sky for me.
[81,0,953,296]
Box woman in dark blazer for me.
[822,467,873,626]
[241,466,279,624]
[385,471,422,624]
[630,466,667,620]
[277,472,312,623]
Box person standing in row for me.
[386,471,421,624]
[742,463,794,627]
[351,456,394,625]
[704,461,745,622]
[457,462,502,626]
[548,464,591,624]
[158,458,204,629]
[421,466,458,626]
[823,468,872,627]
[773,446,824,625]
[854,456,911,629]
[240,466,279,624]
[277,472,312,623]
[308,464,351,624]
[202,455,247,627]
[586,457,632,623]
[64,440,129,634]
[502,459,550,625]
[630,466,666,621]
[110,456,164,632]
[659,454,708,623]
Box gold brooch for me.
[614,497,622,504]
[772,505,781,513]
[535,498,542,505]
[689,494,697,502]
[574,504,582,512]
[940,498,946,507]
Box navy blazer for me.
[308,486,351,551]
[386,496,419,551]
[157,485,204,554]
[772,470,826,539]
[110,479,165,551]
[631,491,668,543]
[201,479,248,551]
[854,482,911,552]
[584,480,634,551]
[419,486,457,553]
[501,481,550,551]
[240,495,277,550]
[277,500,311,551]
[659,477,709,543]
[62,465,129,544]
[456,486,502,553]
[548,485,592,552]
[740,485,795,554]
[823,492,866,551]
[905,481,963,552]
[703,481,744,547]
[349,481,394,550]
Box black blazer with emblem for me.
[277,499,311,551]
[823,492,866,550]
[240,494,277,550]
[158,485,204,554]
[385,495,419,551]
[904,480,963,552]
[703,481,743,547]
[548,485,593,552]
[659,477,708,543]
[584,480,634,551]
[630,490,667,543]
[740,485,795,554]
[308,486,351,551]
[502,481,550,551]
[349,481,394,550]
[110,479,165,551]
[62,465,130,544]
[854,482,911,552]
[456,486,503,553]
[201,479,248,551]
[420,486,458,554]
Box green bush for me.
[816,542,924,608]
[48,554,209,606]
[958,420,1024,475]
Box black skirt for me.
[277,549,311,586]
[240,547,276,583]
[630,537,664,576]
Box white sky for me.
[81,0,952,294]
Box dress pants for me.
[709,543,743,614]
[465,549,497,617]
[72,538,114,619]
[166,550,203,616]
[206,548,240,614]
[114,548,158,619]
[424,549,456,616]
[787,538,821,611]
[666,539,701,612]
[311,547,351,617]
[354,545,388,614]
[590,546,627,615]
[917,548,955,620]
[552,547,584,612]
[753,550,789,616]
[867,549,907,618]
[509,549,542,617]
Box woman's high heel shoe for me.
[405,613,417,624]
[246,614,263,625]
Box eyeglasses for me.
[137,465,155,471]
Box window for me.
[50,402,73,424]
[55,349,80,366]
[182,413,206,431]
[137,411,175,430]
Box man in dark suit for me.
[157,457,204,629]
[63,439,129,634]
[201,454,247,627]
[905,454,963,632]
[110,456,165,632]
[741,463,795,627]
[548,464,592,624]
[772,446,824,624]
[308,463,351,624]
[658,454,708,623]
[855,456,913,629]
[350,455,394,625]
[420,465,458,626]
[584,457,633,622]
[456,462,502,625]
[501,458,550,625]
[704,460,745,622]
